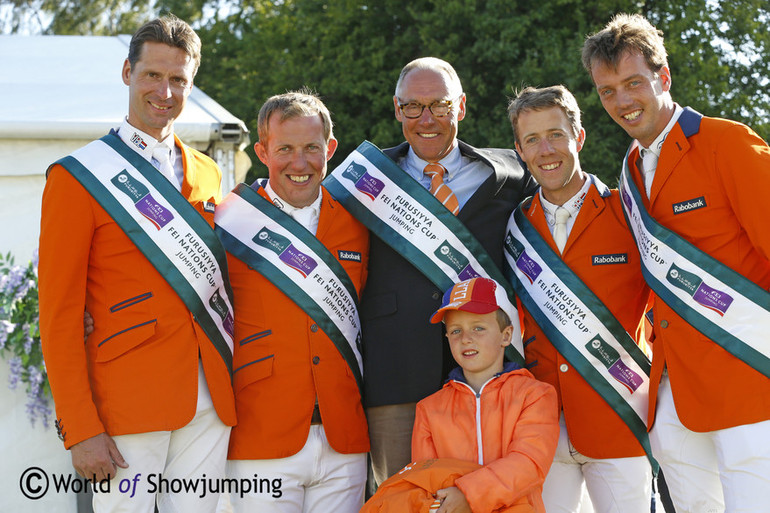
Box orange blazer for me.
[628,108,770,431]
[39,135,236,449]
[520,178,650,459]
[226,186,370,459]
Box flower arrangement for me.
[0,249,52,427]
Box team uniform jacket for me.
[627,108,770,431]
[361,140,536,407]
[226,186,370,459]
[412,363,559,513]
[39,135,236,449]
[520,177,650,458]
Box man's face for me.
[122,41,195,141]
[255,114,337,208]
[515,106,585,206]
[590,50,674,148]
[394,68,466,163]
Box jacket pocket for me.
[234,354,274,393]
[109,292,153,313]
[96,319,157,362]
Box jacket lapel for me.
[648,107,701,207]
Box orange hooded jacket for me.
[411,363,558,512]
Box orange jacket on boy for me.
[412,363,558,513]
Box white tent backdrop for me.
[0,34,250,512]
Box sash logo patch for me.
[672,196,706,215]
[338,250,362,262]
[592,253,628,265]
[204,201,216,213]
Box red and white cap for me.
[430,277,513,324]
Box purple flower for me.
[27,364,44,396]
[2,265,25,296]
[22,325,33,355]
[0,320,15,350]
[8,356,22,390]
[25,391,52,427]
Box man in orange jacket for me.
[215,90,369,512]
[505,85,653,512]
[39,15,235,512]
[583,13,770,512]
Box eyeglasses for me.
[397,98,459,119]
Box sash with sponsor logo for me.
[503,201,656,469]
[323,141,524,364]
[214,182,364,396]
[620,146,770,378]
[54,133,234,374]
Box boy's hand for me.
[436,486,472,513]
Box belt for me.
[311,403,322,425]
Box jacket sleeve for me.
[455,380,559,512]
[715,122,770,261]
[38,165,105,448]
[411,399,439,461]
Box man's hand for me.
[70,432,128,482]
[83,310,94,341]
[436,486,472,513]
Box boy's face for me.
[444,309,513,385]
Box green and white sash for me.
[324,141,524,364]
[215,182,364,396]
[620,146,770,378]
[56,133,234,373]
[504,203,656,470]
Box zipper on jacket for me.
[455,377,497,465]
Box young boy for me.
[411,277,559,513]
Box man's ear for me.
[254,141,268,166]
[121,59,131,86]
[326,137,338,161]
[393,96,403,122]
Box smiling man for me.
[215,90,369,512]
[583,13,770,513]
[39,15,236,512]
[357,57,536,486]
[504,85,652,513]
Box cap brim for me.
[429,301,499,323]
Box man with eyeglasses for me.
[357,57,536,486]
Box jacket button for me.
[310,324,319,332]
[432,292,440,300]
[312,356,320,365]
[660,320,669,328]
[559,364,569,372]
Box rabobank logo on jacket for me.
[672,196,707,215]
[592,253,628,266]
[338,250,362,262]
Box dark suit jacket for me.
[360,140,536,407]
